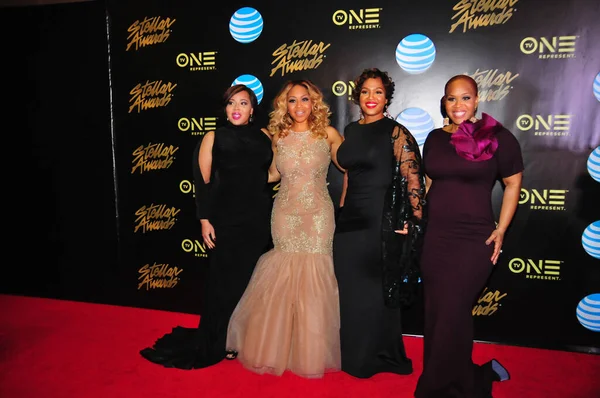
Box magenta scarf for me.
[450,112,501,162]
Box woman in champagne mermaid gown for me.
[226,80,344,378]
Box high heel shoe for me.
[491,358,510,382]
[225,350,238,360]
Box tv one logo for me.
[519,188,567,210]
[508,258,561,280]
[181,239,207,258]
[516,114,571,136]
[332,8,381,29]
[332,81,356,100]
[520,36,576,58]
[180,180,194,196]
[176,52,217,70]
[178,117,217,136]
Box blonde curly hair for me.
[267,79,331,139]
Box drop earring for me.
[249,114,254,123]
[470,107,478,123]
[443,117,450,126]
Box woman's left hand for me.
[395,223,408,235]
[485,229,505,265]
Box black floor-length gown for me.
[414,125,523,397]
[333,117,417,378]
[140,122,273,369]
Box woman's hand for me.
[486,171,521,265]
[200,219,216,249]
[485,228,505,265]
[395,223,408,235]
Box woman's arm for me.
[198,131,214,184]
[339,171,348,207]
[496,173,522,233]
[266,130,281,183]
[327,126,345,172]
[425,174,432,195]
[398,131,425,222]
[196,131,216,249]
[393,126,425,234]
[486,171,523,264]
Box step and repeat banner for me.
[106,0,600,351]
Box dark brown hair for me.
[222,84,258,109]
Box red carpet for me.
[1,294,598,398]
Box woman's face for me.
[225,90,253,125]
[286,84,312,124]
[359,77,387,119]
[444,78,478,125]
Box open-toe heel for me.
[225,350,238,360]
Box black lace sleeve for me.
[381,123,426,308]
[192,136,215,220]
[395,124,426,229]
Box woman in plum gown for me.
[414,75,523,398]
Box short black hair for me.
[351,68,395,110]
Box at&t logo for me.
[182,239,208,258]
[178,117,217,136]
[519,188,568,211]
[176,52,217,71]
[520,36,576,59]
[508,258,561,281]
[332,8,381,29]
[332,80,356,100]
[516,114,571,136]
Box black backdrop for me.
[2,1,119,305]
[3,0,599,354]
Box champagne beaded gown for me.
[226,130,341,378]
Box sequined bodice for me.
[271,131,334,254]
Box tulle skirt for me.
[226,249,341,378]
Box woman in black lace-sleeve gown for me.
[139,84,275,369]
[333,68,426,379]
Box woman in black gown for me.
[139,84,275,369]
[333,68,426,378]
[414,75,523,398]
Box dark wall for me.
[1,0,120,305]
[0,0,92,7]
